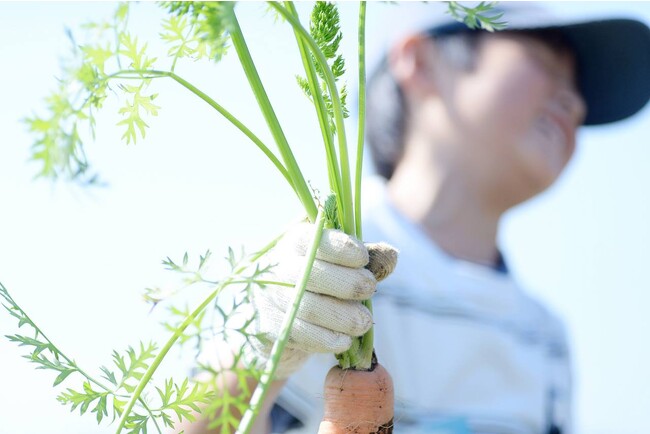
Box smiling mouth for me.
[540,113,576,155]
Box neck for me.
[387,147,506,268]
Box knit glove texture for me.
[245,223,397,379]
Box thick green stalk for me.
[272,1,373,371]
[354,2,367,242]
[269,3,354,234]
[237,209,326,434]
[284,2,345,223]
[226,4,318,221]
[354,1,375,372]
[115,235,283,434]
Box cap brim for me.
[556,19,650,125]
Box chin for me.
[524,147,570,195]
[530,166,564,194]
[510,161,562,201]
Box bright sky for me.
[1,2,649,434]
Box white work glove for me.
[245,223,397,379]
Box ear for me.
[388,34,440,97]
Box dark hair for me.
[365,56,408,181]
[365,28,574,180]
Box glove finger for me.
[281,258,376,300]
[251,287,354,354]
[297,291,373,337]
[261,286,372,337]
[286,316,353,353]
[253,315,353,354]
[281,223,369,268]
[365,242,399,282]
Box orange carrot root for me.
[318,363,394,434]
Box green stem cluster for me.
[264,1,372,371]
[268,2,355,234]
[284,2,343,211]
[227,3,318,222]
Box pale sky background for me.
[1,2,649,434]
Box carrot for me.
[319,360,394,434]
[318,243,398,434]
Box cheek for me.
[454,62,550,141]
[449,61,564,192]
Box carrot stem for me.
[227,4,318,222]
[284,2,344,216]
[268,2,353,233]
[355,2,375,371]
[354,1,367,242]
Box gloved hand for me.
[244,223,398,379]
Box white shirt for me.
[276,177,573,434]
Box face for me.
[414,32,587,206]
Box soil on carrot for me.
[366,243,398,282]
[371,418,394,434]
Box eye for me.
[524,38,573,75]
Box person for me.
[184,3,650,434]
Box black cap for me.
[424,4,650,125]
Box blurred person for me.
[184,3,650,434]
